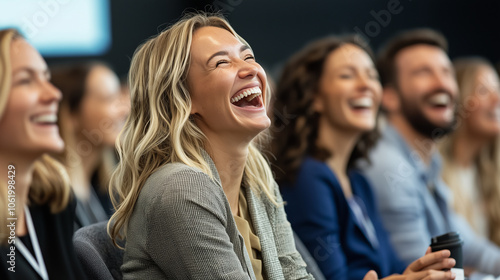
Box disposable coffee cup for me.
[430,232,464,280]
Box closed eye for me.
[339,74,353,79]
[16,78,32,86]
[215,60,229,67]
[244,55,255,61]
[413,67,432,76]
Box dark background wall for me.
[45,0,500,80]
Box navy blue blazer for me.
[280,157,406,280]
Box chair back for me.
[293,231,326,280]
[73,221,125,280]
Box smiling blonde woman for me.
[108,13,313,279]
[0,28,85,280]
[439,57,500,246]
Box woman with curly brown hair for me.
[271,35,456,280]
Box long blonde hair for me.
[108,13,276,245]
[0,29,72,244]
[440,57,500,245]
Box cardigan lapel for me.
[201,149,257,280]
[245,185,285,280]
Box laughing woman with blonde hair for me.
[108,13,313,279]
[0,28,85,279]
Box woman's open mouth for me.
[230,86,263,108]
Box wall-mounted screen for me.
[0,0,111,57]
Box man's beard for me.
[399,90,456,140]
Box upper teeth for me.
[428,93,450,106]
[231,87,261,103]
[33,114,57,123]
[350,97,373,108]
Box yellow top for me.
[233,189,264,280]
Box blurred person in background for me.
[272,34,456,280]
[362,28,500,277]
[0,28,86,279]
[439,57,500,246]
[50,61,129,227]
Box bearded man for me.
[362,28,500,278]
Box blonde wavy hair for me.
[439,57,500,245]
[0,28,72,244]
[108,13,276,245]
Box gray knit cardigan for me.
[121,152,313,280]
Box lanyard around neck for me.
[16,205,49,280]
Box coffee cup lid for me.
[431,232,463,246]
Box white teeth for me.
[428,93,450,106]
[33,114,57,123]
[231,86,262,103]
[350,97,373,108]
